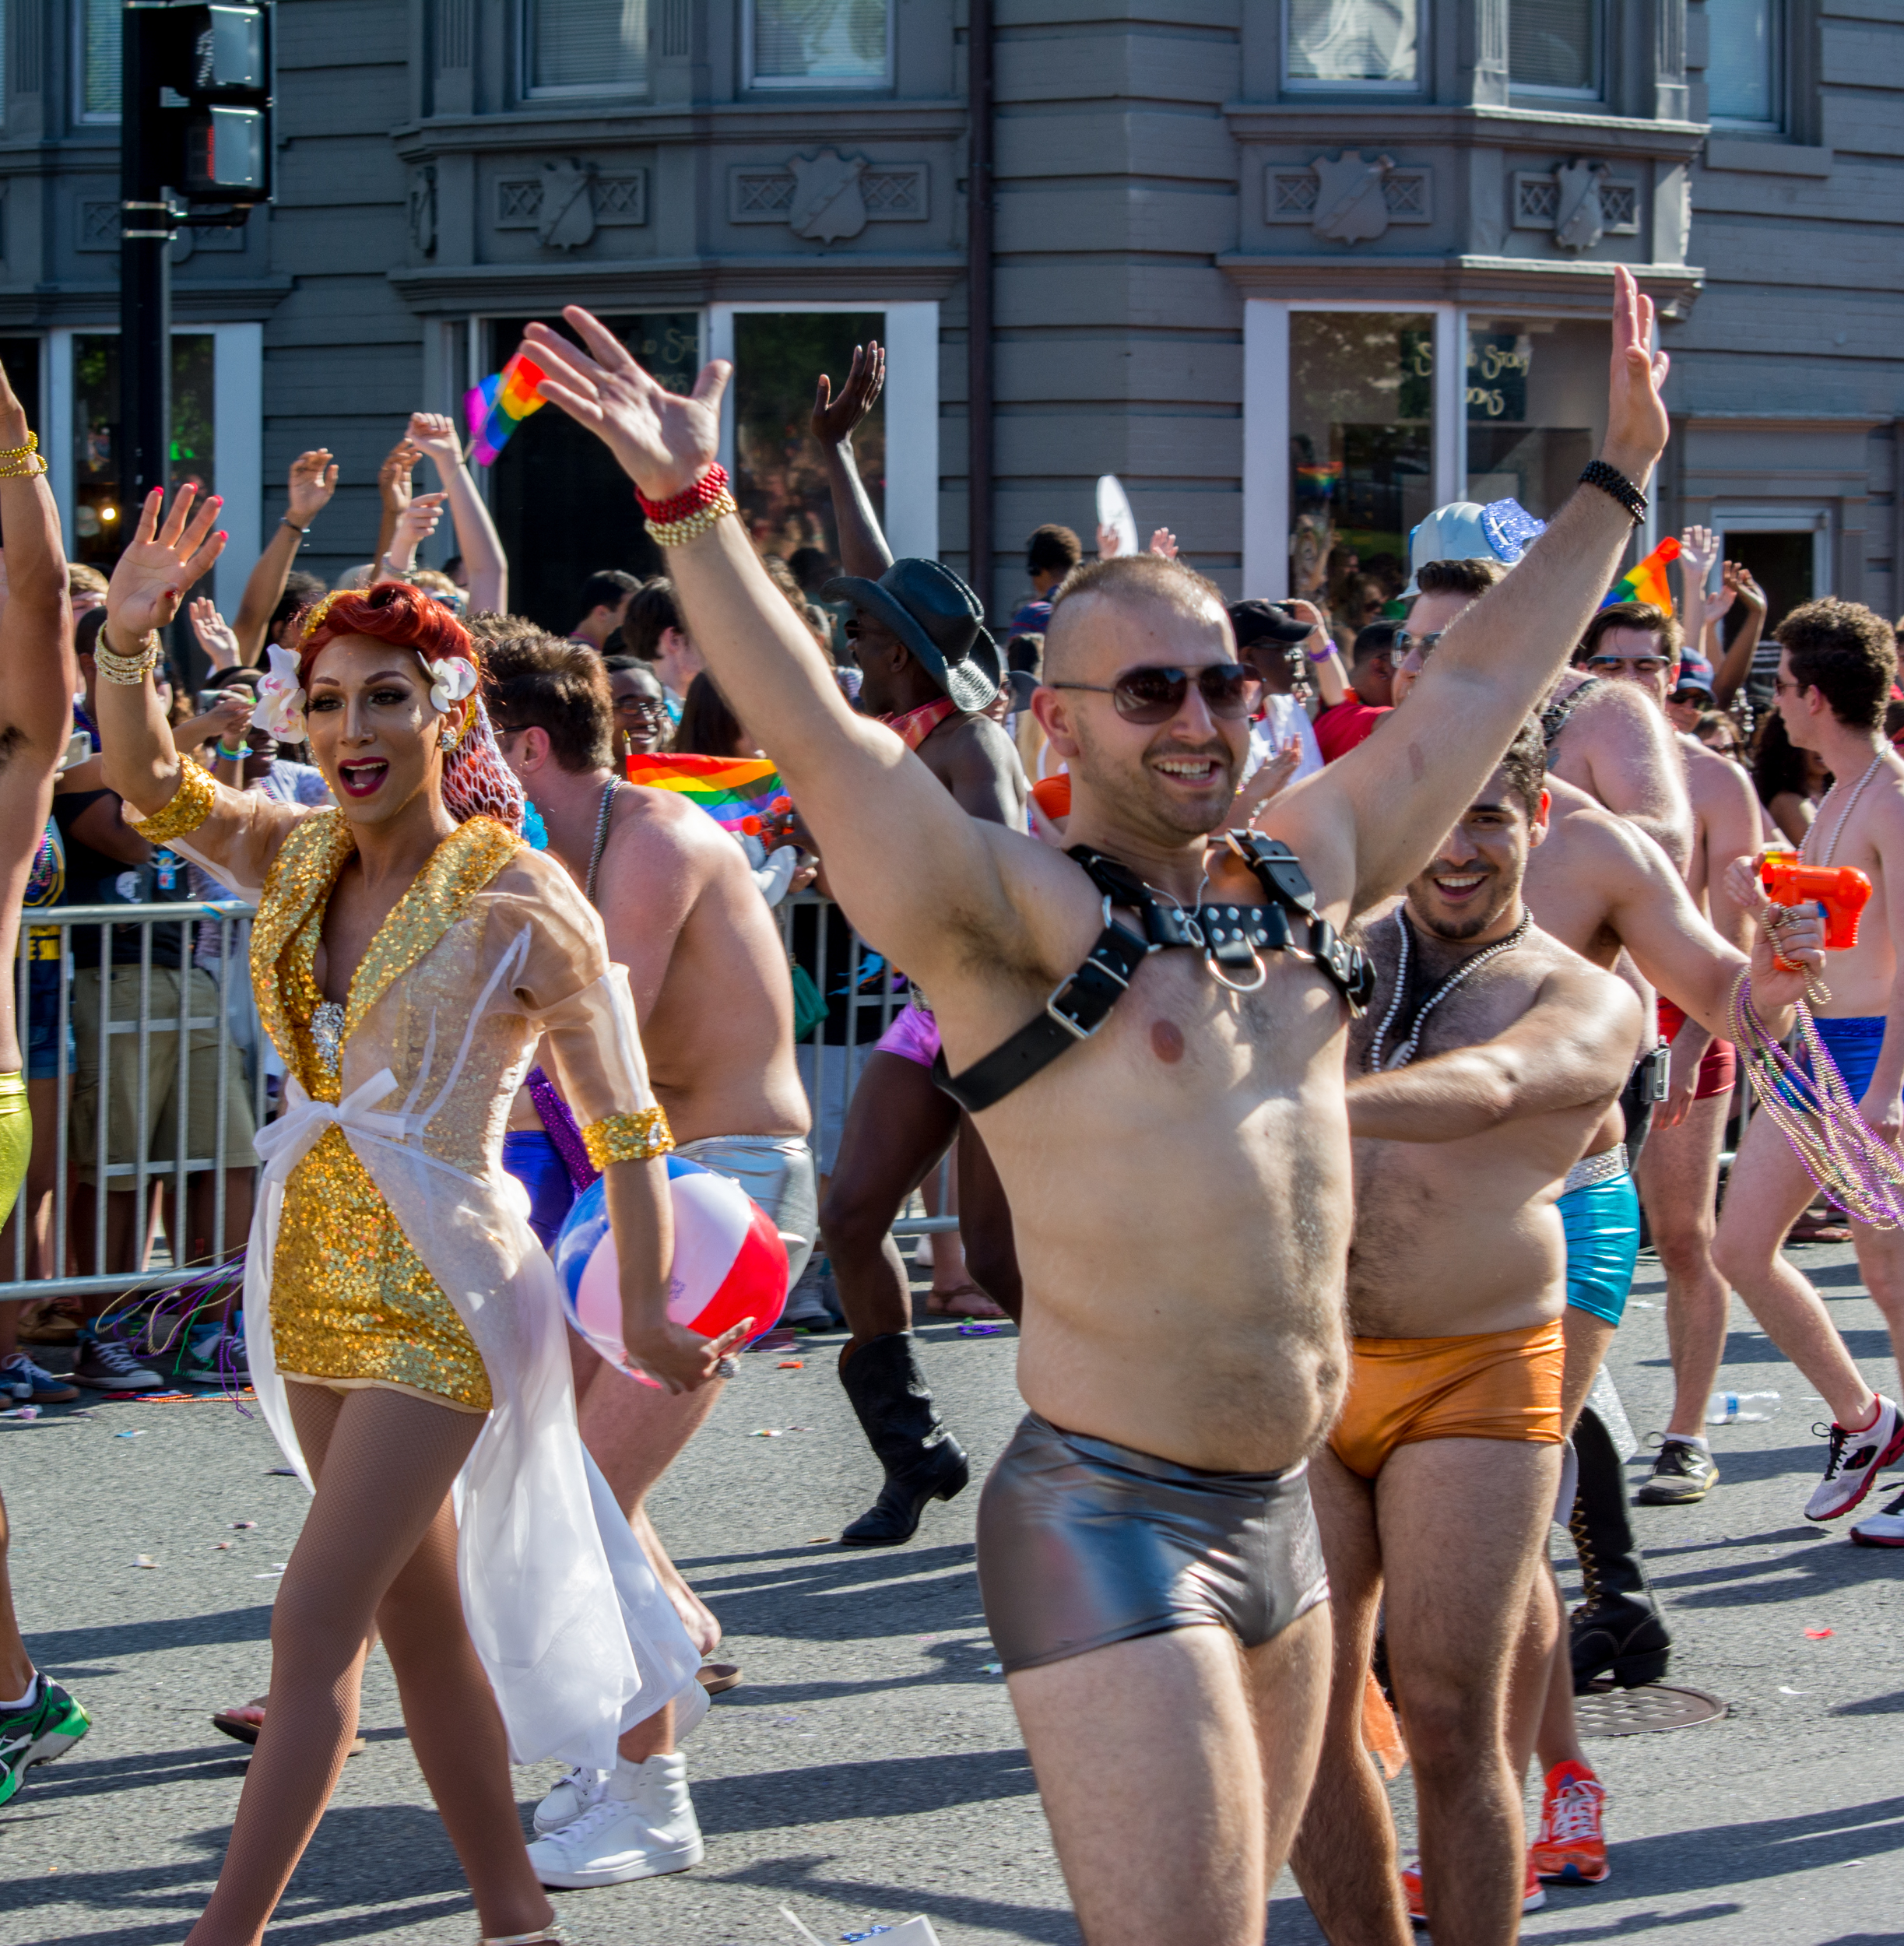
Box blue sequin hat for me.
[1404,498,1547,593]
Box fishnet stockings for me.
[186,1383,552,1946]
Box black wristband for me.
[1578,459,1647,526]
[280,516,308,535]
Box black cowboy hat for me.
[822,558,1001,713]
[1228,599,1316,650]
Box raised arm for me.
[1312,268,1670,912]
[1677,524,1719,666]
[376,491,447,587]
[374,435,420,572]
[526,308,1020,978]
[407,412,508,612]
[1346,966,1640,1143]
[811,342,891,578]
[232,449,336,662]
[1710,564,1767,709]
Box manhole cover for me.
[1576,1681,1727,1737]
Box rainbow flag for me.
[1602,535,1680,613]
[464,351,546,465]
[626,753,790,834]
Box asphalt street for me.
[2,1239,1902,1946]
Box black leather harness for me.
[933,831,1375,1115]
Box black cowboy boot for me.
[1569,1403,1671,1691]
[837,1333,969,1547]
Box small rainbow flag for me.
[464,351,546,465]
[626,753,791,834]
[1602,535,1681,613]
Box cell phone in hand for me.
[195,688,230,714]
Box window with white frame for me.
[1285,0,1421,89]
[525,0,648,97]
[1510,0,1601,96]
[750,0,891,89]
[79,0,120,122]
[1707,0,1781,127]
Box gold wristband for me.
[645,489,739,550]
[0,430,45,479]
[129,753,218,845]
[581,1105,675,1170]
[93,634,164,687]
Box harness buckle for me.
[1044,894,1129,1040]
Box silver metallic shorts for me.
[673,1134,819,1289]
[976,1412,1330,1674]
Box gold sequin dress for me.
[129,760,699,1771]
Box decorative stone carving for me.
[1266,160,1431,234]
[729,158,927,229]
[497,170,645,230]
[409,165,437,258]
[1311,152,1393,243]
[1512,164,1639,248]
[788,149,868,242]
[536,159,595,251]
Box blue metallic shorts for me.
[1559,1169,1641,1328]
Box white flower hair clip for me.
[423,655,478,716]
[254,643,307,743]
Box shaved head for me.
[1044,555,1232,685]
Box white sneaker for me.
[532,1764,606,1835]
[1851,1486,1904,1547]
[526,1751,704,1887]
[1804,1397,1904,1520]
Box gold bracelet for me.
[645,489,739,550]
[581,1105,675,1170]
[129,754,219,845]
[0,431,44,479]
[93,636,163,687]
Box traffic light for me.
[134,2,273,209]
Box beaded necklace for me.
[1365,906,1532,1073]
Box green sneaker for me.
[0,1674,90,1805]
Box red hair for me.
[296,582,477,686]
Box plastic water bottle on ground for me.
[1706,1390,1780,1424]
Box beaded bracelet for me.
[93,630,164,687]
[1578,458,1647,526]
[636,463,729,525]
[646,487,739,550]
[0,430,44,480]
[215,740,247,762]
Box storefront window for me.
[1463,317,1608,520]
[71,333,216,574]
[490,312,698,631]
[732,312,884,562]
[1287,312,1432,609]
[1285,0,1419,88]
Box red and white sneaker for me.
[1400,1856,1544,1925]
[1804,1396,1904,1521]
[1530,1758,1610,1883]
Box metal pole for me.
[121,2,174,519]
[966,0,993,615]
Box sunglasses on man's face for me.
[1586,653,1672,678]
[1670,687,1712,708]
[1050,662,1263,725]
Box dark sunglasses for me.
[1670,687,1713,708]
[1051,662,1263,724]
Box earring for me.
[440,719,456,749]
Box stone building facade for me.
[0,0,1893,636]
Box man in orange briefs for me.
[1291,721,1642,1946]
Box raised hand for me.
[386,490,446,567]
[406,411,465,470]
[1149,528,1179,560]
[811,342,884,448]
[188,595,241,666]
[104,486,226,643]
[1602,264,1670,481]
[378,437,420,514]
[1729,561,1767,612]
[286,449,338,527]
[1097,521,1120,561]
[526,306,727,503]
[1680,523,1720,591]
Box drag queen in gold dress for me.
[93,489,748,1946]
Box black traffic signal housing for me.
[129,2,272,212]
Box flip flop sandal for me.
[697,1663,742,1695]
[929,1283,1007,1322]
[212,1704,366,1755]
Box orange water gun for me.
[1759,850,1872,971]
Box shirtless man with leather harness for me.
[525,267,1671,1946]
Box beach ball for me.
[552,1155,789,1380]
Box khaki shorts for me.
[70,965,258,1183]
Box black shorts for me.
[976,1411,1330,1674]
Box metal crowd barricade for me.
[0,890,949,1310]
[1,897,266,1302]
[777,889,957,1236]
